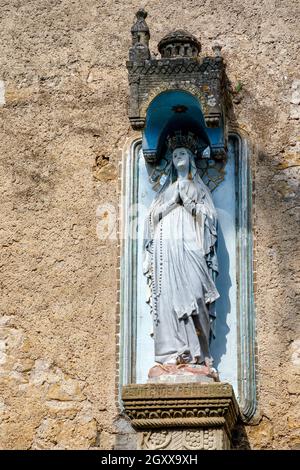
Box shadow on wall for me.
[232,422,251,450]
[211,222,231,369]
[228,79,300,449]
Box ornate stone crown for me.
[167,131,200,155]
[158,30,201,58]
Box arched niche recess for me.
[120,90,256,422]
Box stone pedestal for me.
[122,383,239,450]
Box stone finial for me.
[131,9,150,44]
[129,9,151,61]
[132,9,148,27]
[212,43,222,58]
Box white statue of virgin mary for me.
[143,133,219,368]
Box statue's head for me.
[167,131,199,181]
[171,146,197,181]
[172,147,191,172]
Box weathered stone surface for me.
[0,0,299,450]
[247,418,274,449]
[93,163,117,182]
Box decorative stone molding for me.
[122,383,239,450]
[140,428,229,450]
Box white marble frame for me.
[119,133,256,421]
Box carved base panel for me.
[139,427,230,450]
[122,383,239,450]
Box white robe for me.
[143,177,219,365]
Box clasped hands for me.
[171,180,190,205]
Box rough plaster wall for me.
[0,0,299,450]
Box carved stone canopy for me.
[127,10,227,162]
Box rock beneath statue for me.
[148,363,219,384]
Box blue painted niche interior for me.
[142,90,224,158]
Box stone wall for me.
[0,0,299,449]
